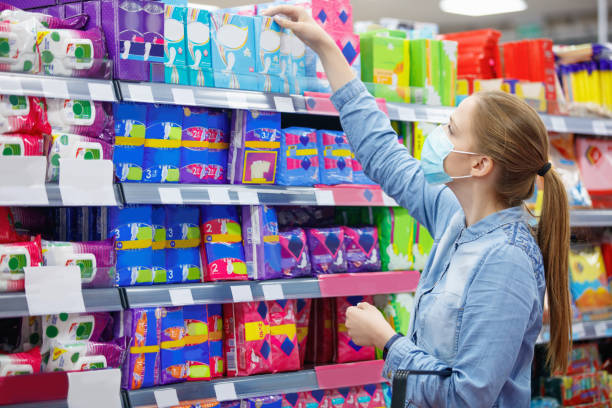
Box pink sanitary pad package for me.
[336,296,375,363]
[267,299,300,373]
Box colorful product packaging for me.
[245,396,283,408]
[205,109,231,184]
[165,205,202,284]
[355,384,385,408]
[45,133,113,182]
[122,308,161,390]
[45,338,126,372]
[183,305,210,381]
[549,133,592,207]
[305,298,335,364]
[295,298,312,367]
[254,16,282,92]
[267,299,300,373]
[300,390,331,408]
[279,228,311,278]
[278,127,320,186]
[41,238,116,288]
[576,137,612,208]
[113,102,147,182]
[207,304,224,378]
[317,130,353,185]
[143,104,182,183]
[186,7,214,87]
[160,307,187,384]
[0,133,44,156]
[374,207,414,271]
[0,346,41,376]
[336,296,375,363]
[342,226,381,273]
[440,40,458,107]
[360,34,410,103]
[0,95,50,135]
[351,154,375,185]
[242,205,282,280]
[151,205,167,284]
[0,236,43,292]
[307,227,347,275]
[157,4,188,85]
[224,301,272,376]
[180,107,209,184]
[42,312,111,357]
[0,18,38,74]
[46,99,113,142]
[282,393,305,408]
[200,205,247,282]
[569,245,612,311]
[228,110,281,185]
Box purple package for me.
[63,1,103,31]
[279,228,311,278]
[0,1,87,28]
[180,107,208,184]
[101,0,147,81]
[143,0,165,68]
[242,205,282,280]
[86,336,128,368]
[307,227,347,275]
[221,402,242,408]
[341,227,381,273]
[206,110,230,184]
[41,238,117,289]
[160,307,187,384]
[121,307,161,390]
[46,100,114,143]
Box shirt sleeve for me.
[381,244,540,407]
[330,78,460,238]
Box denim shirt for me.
[331,79,545,408]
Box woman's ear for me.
[472,155,494,177]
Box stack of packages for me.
[0,95,49,159]
[0,3,110,78]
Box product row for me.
[0,205,433,290]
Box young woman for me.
[265,6,572,407]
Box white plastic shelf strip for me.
[537,319,612,344]
[569,209,612,227]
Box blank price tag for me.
[172,88,196,106]
[67,369,122,408]
[396,106,417,121]
[550,117,568,132]
[25,266,85,316]
[595,322,608,337]
[226,92,249,109]
[209,188,231,203]
[274,96,295,113]
[573,323,585,340]
[214,382,238,401]
[0,156,48,205]
[87,82,115,101]
[425,108,449,123]
[315,190,335,206]
[128,84,154,102]
[381,192,398,207]
[262,284,284,300]
[231,285,253,302]
[59,159,117,205]
[593,121,608,135]
[154,388,180,408]
[159,187,183,204]
[237,190,259,204]
[169,288,195,306]
[42,79,69,99]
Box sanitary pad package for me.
[143,104,182,183]
[122,307,161,390]
[245,396,283,408]
[45,133,113,182]
[267,299,300,373]
[305,298,335,364]
[336,296,375,363]
[374,207,414,271]
[206,109,231,184]
[228,110,281,184]
[317,130,353,185]
[355,384,385,408]
[183,305,210,381]
[207,304,224,378]
[160,307,187,384]
[151,205,167,284]
[186,7,213,87]
[307,227,347,275]
[242,205,282,280]
[46,99,113,142]
[300,390,330,408]
[0,236,43,292]
[342,227,381,273]
[282,393,305,408]
[224,301,271,376]
[41,238,116,288]
[113,103,147,182]
[296,298,312,367]
[279,228,311,278]
[277,127,320,186]
[181,107,209,184]
[254,16,282,92]
[200,206,247,282]
[166,205,202,284]
[0,95,50,135]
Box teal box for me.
[259,74,282,93]
[165,5,188,68]
[165,65,189,85]
[214,71,258,91]
[254,16,281,76]
[186,7,213,79]
[188,67,214,87]
[210,12,256,76]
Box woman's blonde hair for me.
[472,91,571,373]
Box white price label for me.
[154,388,180,408]
[159,187,183,204]
[214,382,238,402]
[594,322,608,337]
[262,284,284,301]
[42,79,69,99]
[425,108,450,123]
[209,188,231,203]
[381,192,398,207]
[226,92,249,109]
[25,266,85,316]
[0,156,48,205]
[315,189,335,206]
[128,84,154,102]
[172,88,196,106]
[237,190,260,204]
[396,106,417,121]
[67,369,122,408]
[231,285,254,302]
[573,323,585,339]
[169,288,195,306]
[87,82,115,101]
[593,121,608,135]
[550,117,568,132]
[274,96,295,113]
[59,159,117,206]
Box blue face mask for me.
[420,125,479,185]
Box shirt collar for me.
[456,205,530,244]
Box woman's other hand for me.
[346,302,397,350]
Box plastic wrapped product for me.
[282,393,305,408]
[46,99,113,143]
[41,312,112,358]
[0,133,44,156]
[159,307,187,384]
[299,390,331,408]
[295,298,312,367]
[279,228,311,278]
[277,127,320,186]
[151,206,167,284]
[207,304,224,378]
[183,305,210,381]
[0,18,38,73]
[549,133,591,208]
[0,346,41,376]
[267,299,299,373]
[165,206,202,284]
[316,130,353,185]
[245,396,282,408]
[242,205,282,280]
[336,296,375,363]
[180,107,209,184]
[373,207,414,271]
[0,235,43,292]
[576,137,612,208]
[569,245,612,312]
[113,102,147,182]
[122,308,161,390]
[143,104,182,183]
[342,226,381,273]
[45,133,113,182]
[0,95,51,135]
[306,227,347,275]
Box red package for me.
[300,391,330,408]
[224,301,271,376]
[0,133,44,156]
[267,299,300,373]
[306,298,335,364]
[355,385,385,408]
[282,393,305,408]
[336,296,375,363]
[327,388,357,408]
[0,207,19,243]
[296,298,312,367]
[0,95,51,135]
[576,137,612,208]
[0,235,43,292]
[338,388,358,408]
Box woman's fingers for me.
[262,5,303,21]
[273,16,297,30]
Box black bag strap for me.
[391,368,453,408]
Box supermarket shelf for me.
[537,319,612,344]
[0,72,117,102]
[570,210,612,227]
[540,114,612,136]
[0,288,124,318]
[0,183,123,207]
[119,183,398,207]
[126,360,385,408]
[124,271,419,309]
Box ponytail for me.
[538,169,572,373]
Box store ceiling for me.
[189,0,602,32]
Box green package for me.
[361,35,410,103]
[429,39,442,106]
[440,40,458,107]
[374,207,414,271]
[360,29,407,39]
[390,293,414,335]
[409,39,427,104]
[413,222,434,270]
[401,122,413,151]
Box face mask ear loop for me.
[450,149,481,156]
